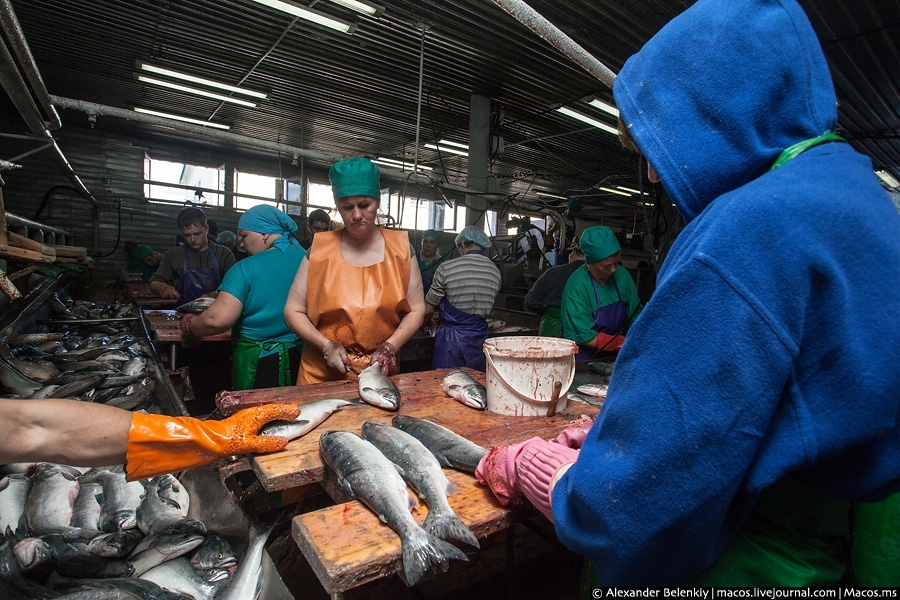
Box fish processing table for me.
[142,309,231,367]
[215,367,602,596]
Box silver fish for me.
[0,473,32,539]
[96,350,134,363]
[319,431,468,585]
[26,385,61,400]
[4,355,59,383]
[361,422,479,548]
[141,556,229,600]
[136,480,205,537]
[189,532,237,573]
[11,536,53,578]
[104,381,156,411]
[392,415,487,473]
[39,532,135,578]
[176,297,215,314]
[88,468,143,532]
[128,529,205,577]
[24,463,82,537]
[86,529,144,558]
[122,357,147,377]
[0,355,43,396]
[50,374,106,399]
[358,361,401,410]
[260,398,355,441]
[216,522,272,600]
[155,474,190,518]
[576,383,608,398]
[70,479,103,531]
[441,370,488,410]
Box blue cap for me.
[330,157,381,201]
[455,225,491,249]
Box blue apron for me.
[176,246,223,302]
[433,297,489,371]
[574,275,626,362]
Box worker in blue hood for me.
[476,0,900,587]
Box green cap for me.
[329,157,381,202]
[422,229,441,242]
[580,226,620,263]
[133,244,154,262]
[566,199,582,212]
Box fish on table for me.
[176,297,216,314]
[260,398,357,441]
[440,370,487,410]
[319,430,468,586]
[392,415,488,473]
[361,422,479,549]
[357,361,401,411]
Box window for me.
[143,155,223,205]
[233,169,279,210]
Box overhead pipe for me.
[0,0,61,130]
[489,0,617,89]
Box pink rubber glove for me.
[516,439,579,521]
[475,437,541,506]
[594,332,625,351]
[552,419,595,449]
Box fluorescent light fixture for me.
[875,170,899,188]
[247,0,357,33]
[327,0,384,16]
[436,139,468,150]
[598,186,631,196]
[536,192,569,200]
[556,106,618,135]
[588,98,619,117]
[616,185,641,194]
[137,63,267,99]
[424,143,468,157]
[373,157,432,171]
[134,107,231,129]
[137,75,258,107]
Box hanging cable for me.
[637,155,659,276]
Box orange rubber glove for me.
[594,332,625,351]
[125,403,301,481]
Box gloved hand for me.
[180,313,197,335]
[370,342,398,376]
[594,332,625,351]
[125,403,301,481]
[552,418,595,449]
[475,437,579,521]
[323,340,352,373]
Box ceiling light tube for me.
[588,98,619,117]
[875,170,899,188]
[436,139,468,150]
[134,107,231,129]
[556,106,618,135]
[247,0,357,33]
[598,186,631,196]
[616,185,641,194]
[137,62,267,99]
[373,157,432,171]
[536,192,568,200]
[137,75,258,107]
[327,0,384,17]
[424,143,468,157]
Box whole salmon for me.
[391,415,487,473]
[358,361,400,410]
[440,370,487,410]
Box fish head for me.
[459,384,488,410]
[12,537,51,569]
[360,386,400,411]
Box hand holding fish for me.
[475,437,578,522]
[179,314,197,335]
[322,340,353,374]
[125,403,302,481]
[370,341,398,376]
[552,418,595,449]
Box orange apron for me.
[298,228,412,384]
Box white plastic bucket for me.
[483,336,577,416]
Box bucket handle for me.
[484,349,576,404]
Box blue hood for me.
[614,0,837,222]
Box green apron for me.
[232,333,303,391]
[539,306,563,338]
[851,493,900,586]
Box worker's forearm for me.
[0,399,131,467]
[286,312,330,351]
[387,305,427,350]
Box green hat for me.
[133,244,154,263]
[422,229,441,242]
[580,226,620,263]
[329,157,381,202]
[566,199,582,212]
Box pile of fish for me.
[0,462,269,599]
[0,295,159,412]
[319,415,487,586]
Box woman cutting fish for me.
[284,157,426,384]
[180,205,306,390]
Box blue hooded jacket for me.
[552,0,900,585]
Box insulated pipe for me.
[490,0,617,89]
[0,0,62,130]
[51,96,335,164]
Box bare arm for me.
[183,291,243,337]
[0,399,132,466]
[385,258,427,351]
[150,279,180,300]
[284,256,330,352]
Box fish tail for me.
[400,527,469,585]
[422,510,480,549]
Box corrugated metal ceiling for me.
[2,0,900,220]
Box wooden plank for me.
[231,369,598,493]
[47,244,88,259]
[291,469,530,595]
[0,244,55,263]
[7,232,56,258]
